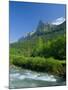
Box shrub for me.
[10,55,65,76]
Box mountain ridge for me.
[18,19,66,42]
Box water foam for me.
[18,72,56,82]
[10,73,20,78]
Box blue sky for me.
[9,1,66,43]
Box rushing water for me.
[9,66,66,89]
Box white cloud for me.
[52,17,65,25]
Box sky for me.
[9,1,66,43]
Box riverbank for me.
[10,55,66,79]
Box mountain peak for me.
[51,17,65,25]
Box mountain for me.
[51,17,65,25]
[19,17,65,42]
[18,19,66,42]
[10,19,66,57]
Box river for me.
[9,66,66,89]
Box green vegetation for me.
[32,35,66,60]
[10,55,66,77]
[10,21,66,78]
